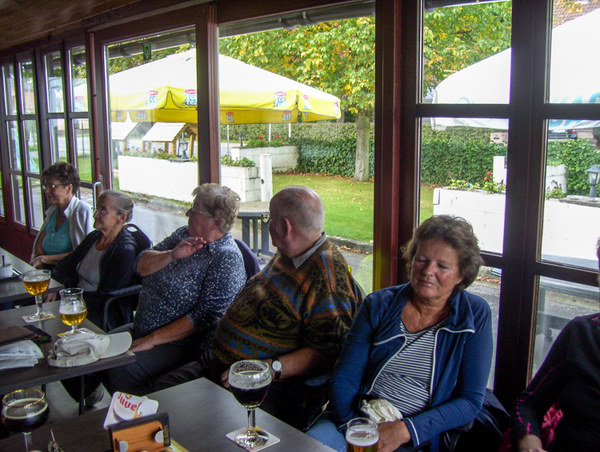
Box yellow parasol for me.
[107,50,341,124]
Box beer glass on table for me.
[59,288,87,336]
[346,417,379,452]
[20,270,53,321]
[1,388,50,451]
[229,359,272,449]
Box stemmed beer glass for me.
[1,388,50,451]
[58,288,87,336]
[229,360,272,449]
[21,270,53,321]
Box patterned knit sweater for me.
[212,238,360,367]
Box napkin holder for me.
[110,412,170,452]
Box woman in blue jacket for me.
[52,190,141,328]
[308,215,493,452]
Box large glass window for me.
[218,14,375,292]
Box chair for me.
[101,236,259,331]
[101,224,152,331]
[235,238,261,279]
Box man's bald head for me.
[271,186,324,236]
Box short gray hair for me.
[191,184,240,233]
[273,186,324,234]
[99,190,134,222]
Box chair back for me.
[235,239,261,280]
[125,223,153,254]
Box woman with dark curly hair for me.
[308,215,493,452]
[31,162,93,269]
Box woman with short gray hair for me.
[52,190,143,328]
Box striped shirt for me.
[370,318,445,417]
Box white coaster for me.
[226,427,280,451]
[22,313,55,323]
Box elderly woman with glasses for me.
[31,162,94,269]
[99,183,247,396]
[51,190,142,328]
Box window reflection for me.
[19,59,35,115]
[48,118,66,163]
[45,51,64,113]
[11,174,25,224]
[69,46,87,113]
[28,178,43,228]
[2,64,16,116]
[7,121,21,171]
[74,119,92,182]
[23,120,40,174]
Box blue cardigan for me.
[329,282,493,452]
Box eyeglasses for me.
[42,183,66,190]
[187,207,205,216]
[93,207,118,216]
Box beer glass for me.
[346,417,379,452]
[1,388,50,451]
[20,270,53,321]
[59,288,87,336]
[229,360,272,449]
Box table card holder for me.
[109,412,170,452]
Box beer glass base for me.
[25,311,54,321]
[235,428,269,450]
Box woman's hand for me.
[30,255,46,268]
[221,368,230,388]
[130,335,156,353]
[44,292,57,303]
[170,237,207,261]
[377,420,411,452]
[517,434,547,452]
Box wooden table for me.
[0,378,336,452]
[0,301,135,412]
[0,247,62,305]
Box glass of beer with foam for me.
[21,269,53,321]
[59,288,87,336]
[346,417,379,452]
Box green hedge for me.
[221,123,599,195]
[421,140,508,186]
[294,137,375,178]
[548,140,600,195]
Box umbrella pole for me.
[268,124,272,142]
[227,125,231,156]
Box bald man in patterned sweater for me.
[154,186,362,428]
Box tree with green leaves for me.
[220,17,376,181]
[220,3,514,181]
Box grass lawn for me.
[273,173,375,242]
[273,173,435,243]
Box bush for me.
[548,140,600,195]
[295,137,374,177]
[421,140,507,186]
[221,155,255,167]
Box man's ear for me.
[281,216,293,238]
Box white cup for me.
[0,263,13,279]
